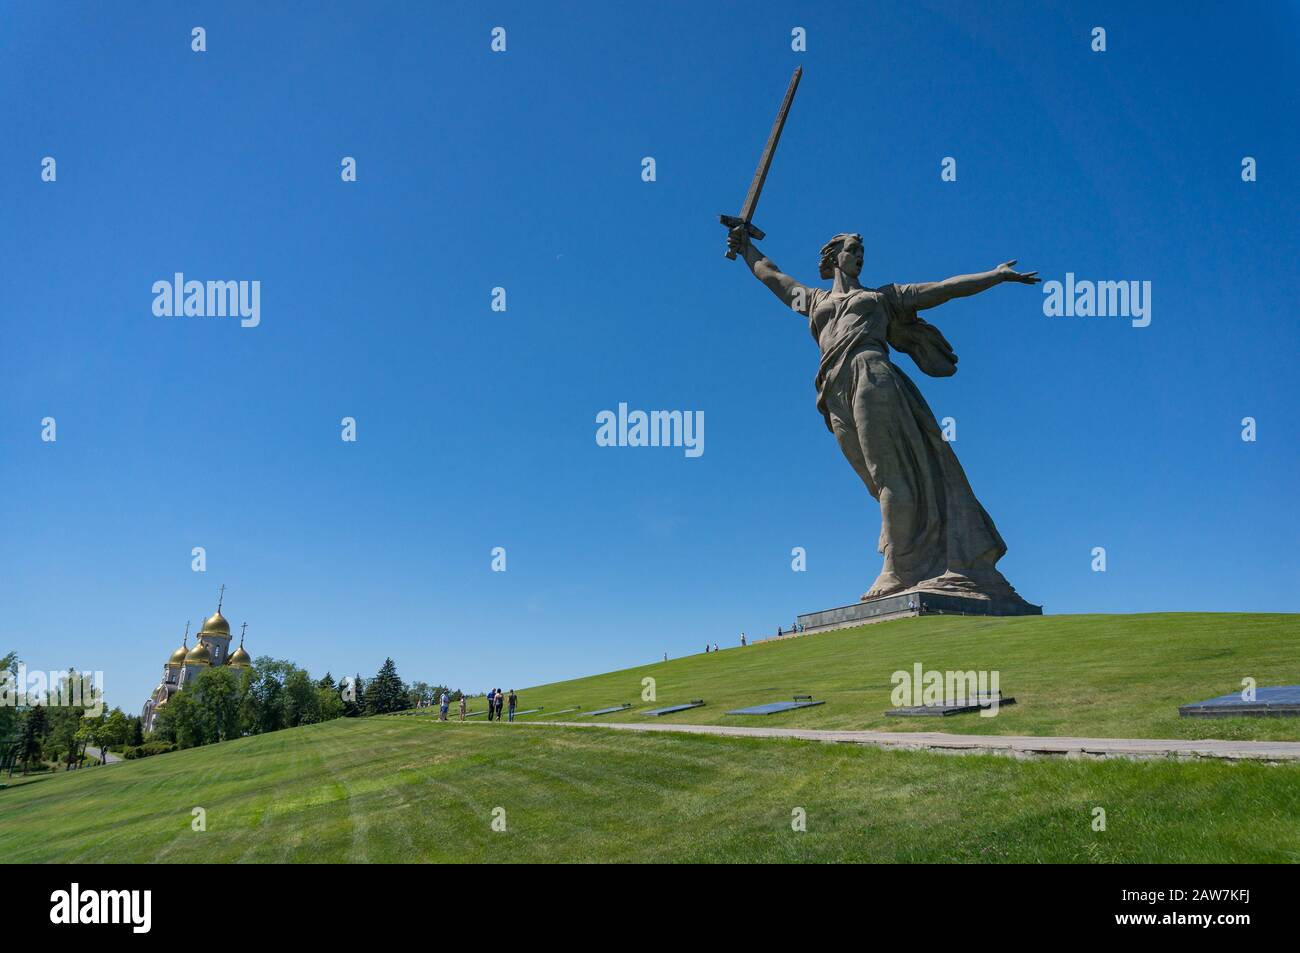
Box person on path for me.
[508,690,518,722]
[486,688,496,721]
[459,695,467,721]
[439,690,449,721]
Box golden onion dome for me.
[155,695,169,709]
[185,639,212,665]
[200,611,230,636]
[228,644,251,668]
[167,644,188,667]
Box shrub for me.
[122,741,176,760]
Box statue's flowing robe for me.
[806,284,1016,599]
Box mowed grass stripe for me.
[4,717,1299,863]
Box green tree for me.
[46,670,86,770]
[102,708,131,749]
[17,704,48,773]
[0,652,20,744]
[316,684,344,722]
[77,707,110,765]
[408,680,434,708]
[242,657,292,734]
[73,722,96,767]
[341,674,364,718]
[192,666,245,742]
[129,716,144,746]
[283,669,319,727]
[154,690,202,748]
[365,659,405,715]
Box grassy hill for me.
[512,613,1300,740]
[3,715,1299,863]
[4,612,1299,863]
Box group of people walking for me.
[435,690,465,722]
[485,687,517,722]
[700,625,800,654]
[667,623,820,660]
[429,688,518,722]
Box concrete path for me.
[84,745,120,765]
[533,720,1300,763]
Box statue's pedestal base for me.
[796,590,1042,636]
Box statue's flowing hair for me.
[819,232,862,279]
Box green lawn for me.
[5,612,1298,863]
[3,716,1298,863]
[509,613,1300,741]
[0,770,58,791]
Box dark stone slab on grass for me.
[727,699,825,716]
[886,695,1017,717]
[576,704,633,717]
[643,700,705,716]
[1180,686,1300,718]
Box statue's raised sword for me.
[720,65,802,259]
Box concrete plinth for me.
[796,590,1042,635]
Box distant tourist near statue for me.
[720,68,1040,622]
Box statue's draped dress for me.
[806,284,1018,600]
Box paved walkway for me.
[84,745,120,765]
[534,720,1300,763]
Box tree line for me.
[2,652,461,774]
[2,663,143,773]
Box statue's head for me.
[819,232,864,280]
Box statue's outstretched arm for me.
[727,226,812,313]
[913,260,1040,311]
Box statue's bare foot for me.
[862,571,907,601]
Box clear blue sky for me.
[3,2,1297,711]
